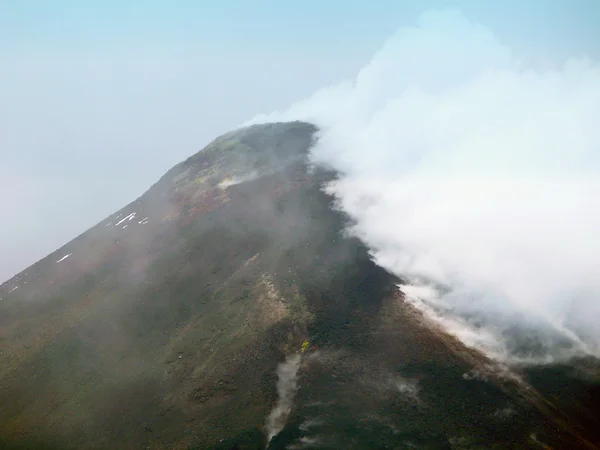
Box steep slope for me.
[0,122,599,449]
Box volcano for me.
[1,122,599,449]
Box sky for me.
[1,0,600,282]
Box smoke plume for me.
[266,353,302,442]
[246,10,600,363]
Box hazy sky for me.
[1,1,599,282]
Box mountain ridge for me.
[1,121,599,449]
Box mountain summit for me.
[1,122,599,449]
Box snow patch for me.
[115,212,136,226]
[56,253,72,263]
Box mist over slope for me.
[2,123,600,449]
[246,9,600,363]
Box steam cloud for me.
[247,10,600,363]
[266,353,302,442]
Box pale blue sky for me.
[1,0,599,281]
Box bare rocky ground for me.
[1,122,599,449]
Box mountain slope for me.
[1,122,599,449]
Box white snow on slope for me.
[115,212,136,226]
[56,253,72,263]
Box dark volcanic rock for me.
[0,122,599,449]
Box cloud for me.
[246,9,600,363]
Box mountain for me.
[1,122,599,449]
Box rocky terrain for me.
[1,122,599,449]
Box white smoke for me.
[265,353,302,442]
[246,9,600,363]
